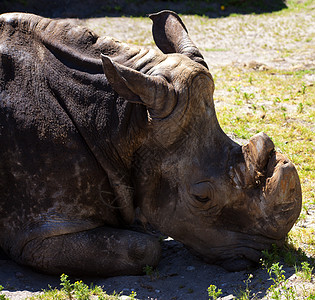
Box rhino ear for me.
[101,54,141,103]
[149,10,208,69]
[101,54,176,118]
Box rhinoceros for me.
[0,10,302,276]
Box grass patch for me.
[0,286,9,300]
[27,274,134,300]
[204,48,229,52]
[208,247,315,299]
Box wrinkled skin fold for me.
[0,11,302,275]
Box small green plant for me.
[73,281,90,300]
[60,274,73,299]
[143,265,159,281]
[301,83,307,94]
[261,245,280,269]
[129,290,137,299]
[243,92,254,101]
[274,97,281,104]
[0,285,8,300]
[236,274,253,300]
[283,112,287,120]
[40,274,121,300]
[297,102,304,113]
[296,261,314,281]
[234,86,241,93]
[114,5,122,12]
[143,264,153,276]
[109,291,123,299]
[282,249,297,266]
[265,262,297,300]
[207,284,222,300]
[269,262,286,285]
[90,284,105,297]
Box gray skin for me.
[0,11,302,276]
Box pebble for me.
[15,272,24,278]
[221,295,235,300]
[186,266,195,271]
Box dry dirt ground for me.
[0,1,315,300]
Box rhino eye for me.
[194,195,210,203]
[191,181,213,203]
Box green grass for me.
[26,274,131,300]
[204,48,229,52]
[208,254,314,299]
[208,285,222,299]
[0,285,8,300]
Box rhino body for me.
[0,11,301,275]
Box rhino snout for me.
[261,151,302,239]
[229,132,302,239]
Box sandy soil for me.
[0,238,268,300]
[0,2,314,300]
[1,231,314,299]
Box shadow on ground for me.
[0,0,287,18]
[0,239,308,299]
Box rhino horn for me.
[101,54,176,118]
[229,133,275,188]
[149,10,208,69]
[241,132,275,186]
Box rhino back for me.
[0,13,147,254]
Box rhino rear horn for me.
[101,54,176,118]
[149,10,208,69]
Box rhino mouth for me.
[186,231,283,271]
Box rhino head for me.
[101,11,302,271]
